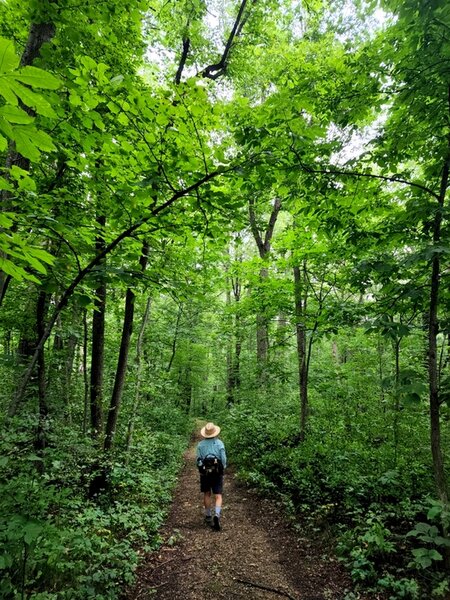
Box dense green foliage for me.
[1,413,188,599]
[223,329,449,598]
[0,0,450,598]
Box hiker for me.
[196,422,227,531]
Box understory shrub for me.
[0,415,189,599]
[224,391,449,600]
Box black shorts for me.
[200,473,223,494]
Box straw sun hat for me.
[201,422,221,438]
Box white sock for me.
[215,507,221,517]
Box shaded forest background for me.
[0,0,449,598]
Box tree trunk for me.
[256,266,269,366]
[8,292,39,416]
[89,215,106,438]
[35,290,49,455]
[248,197,282,384]
[0,14,56,306]
[229,245,242,401]
[166,304,182,372]
[62,330,77,424]
[82,310,89,434]
[226,283,234,406]
[104,242,148,451]
[293,262,308,441]
[125,296,152,459]
[393,337,401,467]
[103,287,135,451]
[427,119,449,509]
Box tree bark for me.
[248,197,282,382]
[0,14,56,306]
[125,295,152,459]
[104,242,149,451]
[226,282,234,406]
[293,262,308,441]
[427,114,450,506]
[35,290,49,455]
[166,304,183,372]
[229,268,242,402]
[103,287,135,451]
[11,167,227,408]
[82,309,89,434]
[89,215,106,438]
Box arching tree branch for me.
[175,37,190,85]
[9,166,233,414]
[292,160,440,200]
[202,0,250,80]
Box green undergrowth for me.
[223,397,450,600]
[0,409,190,600]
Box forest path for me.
[125,431,355,600]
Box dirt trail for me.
[125,435,358,600]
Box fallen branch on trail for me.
[236,577,298,600]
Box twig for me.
[151,558,175,571]
[236,578,298,600]
[151,580,169,588]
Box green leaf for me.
[12,127,41,161]
[0,105,34,124]
[28,247,55,265]
[0,256,39,283]
[0,213,14,227]
[22,252,48,274]
[110,74,124,87]
[23,522,43,545]
[8,80,57,118]
[0,116,14,138]
[32,129,56,152]
[0,176,13,191]
[0,80,18,105]
[15,66,60,89]
[0,37,19,73]
[429,549,443,561]
[0,133,7,152]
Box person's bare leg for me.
[213,493,223,530]
[203,491,212,521]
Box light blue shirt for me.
[196,438,227,469]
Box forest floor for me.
[125,431,373,600]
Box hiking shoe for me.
[213,515,221,531]
[204,515,212,526]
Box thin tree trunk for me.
[8,292,38,416]
[377,336,386,411]
[82,310,89,435]
[104,242,149,451]
[226,283,234,406]
[248,197,281,384]
[428,109,450,508]
[35,291,49,455]
[166,304,183,372]
[89,215,106,438]
[0,14,56,306]
[103,287,135,451]
[126,296,152,459]
[294,262,308,441]
[256,267,269,366]
[393,337,401,467]
[231,270,242,399]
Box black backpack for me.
[197,454,223,476]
